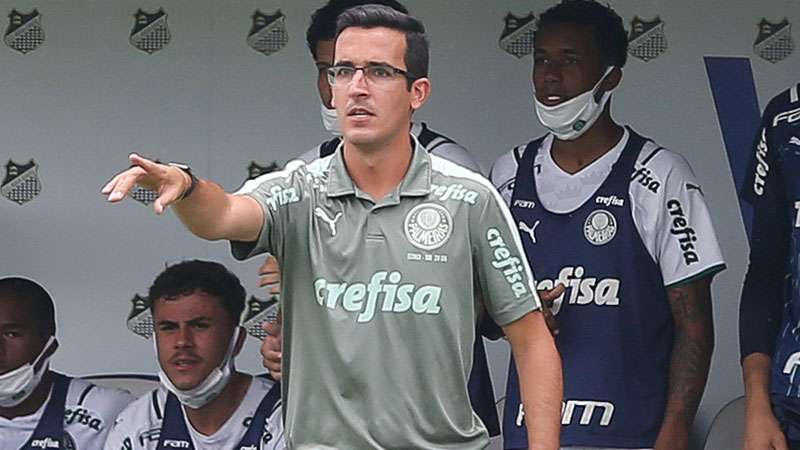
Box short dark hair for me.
[335,4,429,84]
[536,0,628,68]
[0,277,56,336]
[148,260,246,325]
[306,0,409,60]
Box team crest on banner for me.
[499,12,535,58]
[131,186,158,206]
[242,295,279,340]
[4,9,44,54]
[584,210,617,245]
[247,10,288,56]
[126,294,153,339]
[628,16,667,62]
[130,8,170,54]
[247,161,279,181]
[2,159,41,205]
[754,18,794,63]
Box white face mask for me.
[320,103,342,136]
[157,327,242,410]
[0,336,58,408]
[534,66,617,141]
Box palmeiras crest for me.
[499,12,535,58]
[247,10,288,56]
[4,9,44,54]
[754,18,794,63]
[126,294,153,339]
[242,295,279,340]
[130,8,171,54]
[628,16,667,62]
[2,159,41,205]
[246,161,279,181]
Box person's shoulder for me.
[633,138,696,183]
[66,378,134,421]
[412,122,483,173]
[489,144,526,186]
[251,374,278,394]
[111,388,164,429]
[763,82,800,122]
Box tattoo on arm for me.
[664,278,714,427]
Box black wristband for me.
[167,162,198,200]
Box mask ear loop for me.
[32,336,59,374]
[592,66,620,103]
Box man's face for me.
[532,23,606,107]
[153,291,237,390]
[331,26,423,148]
[315,39,335,108]
[0,296,47,376]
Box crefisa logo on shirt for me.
[30,438,59,449]
[404,203,453,250]
[667,199,699,265]
[583,210,617,245]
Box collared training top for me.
[234,137,540,450]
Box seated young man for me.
[104,260,284,450]
[0,276,132,450]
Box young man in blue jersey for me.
[0,277,132,450]
[740,83,800,450]
[490,1,726,449]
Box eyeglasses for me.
[326,63,413,86]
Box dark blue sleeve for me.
[739,95,792,360]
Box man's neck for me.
[550,113,624,174]
[0,371,53,420]
[342,131,414,201]
[184,372,251,436]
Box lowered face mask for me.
[157,327,242,410]
[534,66,617,141]
[0,336,58,408]
[320,103,342,136]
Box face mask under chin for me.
[0,336,58,408]
[534,66,617,141]
[320,103,342,136]
[156,327,241,410]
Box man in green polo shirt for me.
[102,5,561,449]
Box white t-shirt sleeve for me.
[489,146,523,207]
[66,380,134,450]
[103,390,161,450]
[632,147,726,286]
[430,142,485,175]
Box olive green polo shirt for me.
[233,138,540,450]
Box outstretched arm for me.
[101,153,263,242]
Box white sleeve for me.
[429,142,485,175]
[103,393,159,450]
[489,147,522,207]
[632,148,726,286]
[265,404,286,450]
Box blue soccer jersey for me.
[740,83,800,431]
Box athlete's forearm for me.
[655,279,714,450]
[173,179,264,242]
[505,311,562,450]
[743,353,775,417]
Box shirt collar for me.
[326,134,431,199]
